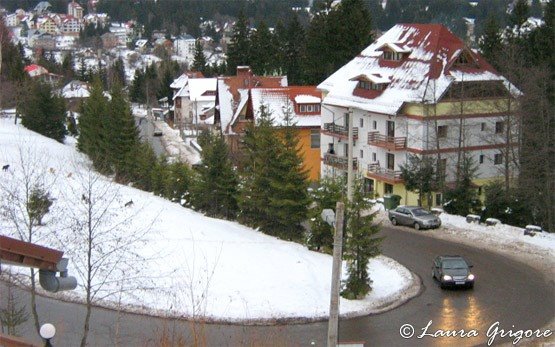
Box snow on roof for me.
[249,86,322,128]
[349,73,391,84]
[376,42,411,53]
[294,94,321,104]
[189,78,217,101]
[24,64,48,77]
[61,81,91,99]
[216,73,288,133]
[319,24,511,115]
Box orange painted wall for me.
[277,127,321,182]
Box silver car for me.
[388,206,442,230]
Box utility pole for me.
[347,108,354,201]
[327,201,345,347]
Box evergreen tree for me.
[307,176,344,252]
[283,15,306,84]
[226,9,251,74]
[77,77,109,170]
[61,51,74,82]
[443,155,482,216]
[129,68,146,103]
[19,80,67,143]
[105,81,140,181]
[78,56,88,82]
[479,15,503,69]
[192,130,239,219]
[400,154,436,208]
[130,142,158,191]
[250,20,278,75]
[164,162,193,206]
[27,187,53,226]
[67,111,78,136]
[157,64,174,103]
[266,105,310,241]
[510,0,530,28]
[191,40,207,74]
[342,178,382,300]
[239,105,280,231]
[108,57,126,87]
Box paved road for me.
[135,116,165,157]
[2,226,553,346]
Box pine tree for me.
[129,68,146,103]
[239,105,280,230]
[105,81,140,181]
[164,162,192,206]
[400,154,436,208]
[78,56,88,82]
[479,15,503,69]
[266,105,310,241]
[61,51,74,82]
[510,0,530,29]
[27,187,53,226]
[191,40,207,74]
[250,20,278,75]
[226,9,251,75]
[192,130,239,219]
[342,178,382,300]
[283,15,306,84]
[307,176,345,252]
[77,77,109,170]
[19,80,67,143]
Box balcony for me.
[323,123,358,141]
[366,163,404,184]
[367,132,407,150]
[323,153,358,171]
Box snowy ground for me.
[0,117,415,322]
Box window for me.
[481,122,486,131]
[384,183,393,195]
[383,50,402,61]
[437,125,448,138]
[386,153,395,170]
[372,152,377,162]
[358,80,385,91]
[373,120,377,130]
[299,104,321,113]
[495,121,504,134]
[479,154,484,164]
[435,193,443,206]
[310,129,320,149]
[359,118,364,128]
[360,150,364,158]
[494,153,503,165]
[328,143,335,154]
[343,143,348,156]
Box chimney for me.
[236,66,253,78]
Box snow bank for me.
[0,117,415,322]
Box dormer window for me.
[453,49,478,67]
[383,50,403,61]
[358,80,386,91]
[298,103,321,113]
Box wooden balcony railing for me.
[323,123,358,141]
[367,132,406,150]
[323,153,358,171]
[366,163,404,183]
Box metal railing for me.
[367,132,406,150]
[323,153,358,171]
[323,123,359,140]
[367,163,403,181]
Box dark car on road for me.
[432,255,475,289]
[388,206,442,230]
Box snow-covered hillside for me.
[0,117,414,322]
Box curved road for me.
[2,226,553,346]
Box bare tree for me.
[58,160,155,347]
[0,147,58,334]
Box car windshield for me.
[442,259,467,269]
[412,208,430,216]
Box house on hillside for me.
[319,23,519,205]
[234,86,323,181]
[173,76,217,133]
[61,80,91,111]
[24,64,62,85]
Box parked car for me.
[388,206,442,230]
[432,255,475,289]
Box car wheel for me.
[391,218,398,226]
[414,222,421,230]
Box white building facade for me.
[319,24,518,206]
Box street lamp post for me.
[39,323,56,347]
